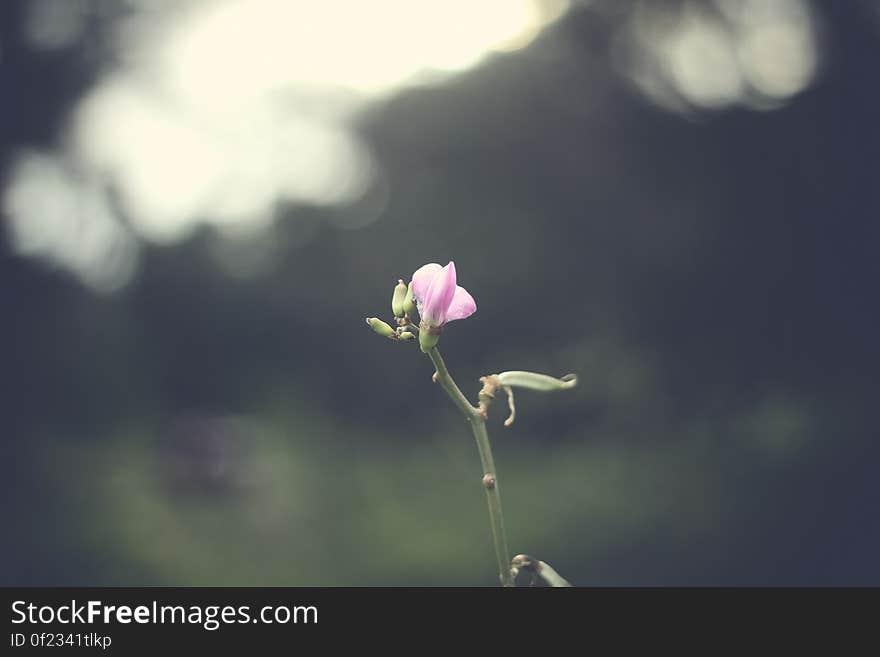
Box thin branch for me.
[510,554,572,587]
[426,347,513,587]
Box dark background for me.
[2,0,878,586]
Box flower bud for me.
[402,281,417,316]
[391,279,408,318]
[398,331,415,341]
[496,371,578,391]
[365,317,395,338]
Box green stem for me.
[426,347,513,587]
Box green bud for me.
[392,279,407,318]
[402,281,417,316]
[496,371,578,391]
[365,317,396,338]
[398,331,415,341]
[418,327,440,352]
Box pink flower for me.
[411,261,477,330]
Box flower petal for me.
[411,263,442,306]
[444,285,476,322]
[422,261,457,325]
